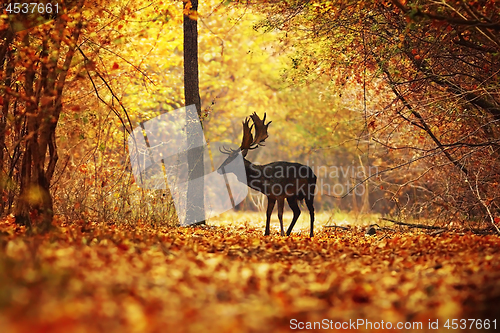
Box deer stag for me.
[217,113,317,237]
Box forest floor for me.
[0,212,499,333]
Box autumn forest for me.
[1,0,500,332]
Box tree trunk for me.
[14,16,82,232]
[0,30,14,216]
[183,0,205,226]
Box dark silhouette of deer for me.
[217,113,317,237]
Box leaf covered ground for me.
[0,216,499,333]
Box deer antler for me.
[240,112,271,156]
[240,117,254,151]
[249,112,271,148]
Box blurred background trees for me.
[1,0,498,230]
[243,0,500,227]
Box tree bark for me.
[183,0,205,225]
[14,15,82,232]
[0,30,14,216]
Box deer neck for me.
[243,158,267,193]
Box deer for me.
[217,113,317,237]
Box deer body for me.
[217,113,317,237]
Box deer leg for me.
[306,197,315,237]
[265,197,276,236]
[286,197,301,236]
[277,198,285,236]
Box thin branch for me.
[323,148,444,198]
[380,217,444,230]
[383,66,469,175]
[324,225,350,230]
[390,0,500,31]
[82,38,155,86]
[465,169,500,235]
[77,45,133,134]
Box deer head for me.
[217,113,271,174]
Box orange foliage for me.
[0,217,499,332]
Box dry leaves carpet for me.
[0,217,499,332]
